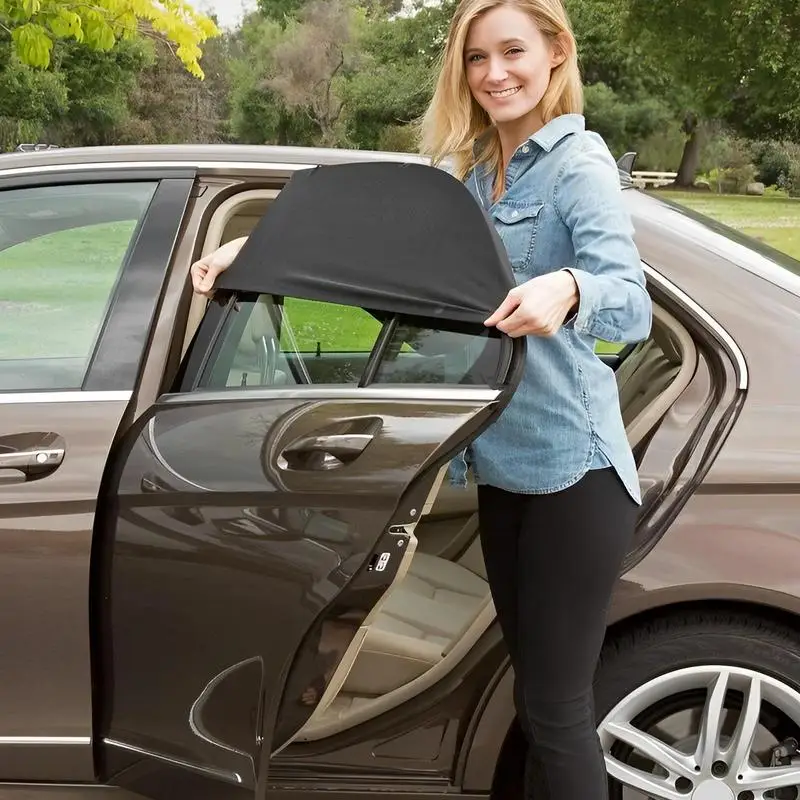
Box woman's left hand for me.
[484,271,579,337]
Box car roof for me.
[0,143,430,173]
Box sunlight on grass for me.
[283,297,382,352]
[653,190,800,261]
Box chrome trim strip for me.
[164,386,502,405]
[188,657,260,758]
[146,417,212,492]
[0,390,132,405]
[643,264,749,390]
[0,161,317,178]
[0,736,90,745]
[104,738,243,784]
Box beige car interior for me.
[182,189,700,744]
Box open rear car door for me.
[94,163,525,800]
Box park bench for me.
[632,170,677,189]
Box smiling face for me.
[464,4,565,135]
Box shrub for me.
[634,127,686,172]
[749,140,793,188]
[583,82,675,161]
[377,124,417,153]
[785,157,800,198]
[702,132,757,193]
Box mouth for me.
[488,86,522,98]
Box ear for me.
[549,32,569,69]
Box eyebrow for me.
[465,37,526,53]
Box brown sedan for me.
[0,143,798,800]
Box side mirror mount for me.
[617,152,638,189]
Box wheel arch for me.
[458,591,800,795]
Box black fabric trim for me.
[216,162,515,325]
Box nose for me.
[485,57,509,83]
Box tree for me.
[120,33,233,144]
[1,0,219,77]
[44,38,151,146]
[564,0,684,161]
[257,0,308,24]
[341,0,456,149]
[624,0,800,185]
[228,12,320,145]
[267,0,365,145]
[0,39,66,149]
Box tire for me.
[596,611,800,799]
[493,611,800,800]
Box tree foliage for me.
[120,34,233,144]
[564,0,684,159]
[0,0,797,182]
[625,0,800,182]
[267,0,364,145]
[342,0,455,148]
[0,39,66,148]
[256,0,307,24]
[228,12,320,145]
[1,0,219,76]
[46,38,151,145]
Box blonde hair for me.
[419,0,583,200]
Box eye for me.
[506,47,524,56]
[467,53,485,63]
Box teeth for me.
[489,87,521,98]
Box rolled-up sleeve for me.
[555,139,652,344]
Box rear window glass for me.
[191,294,506,390]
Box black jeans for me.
[477,468,637,799]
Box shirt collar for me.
[472,113,585,158]
[528,113,585,152]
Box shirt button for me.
[522,145,530,153]
[511,210,519,218]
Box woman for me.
[192,1,651,796]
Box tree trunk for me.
[675,114,703,188]
[277,112,289,146]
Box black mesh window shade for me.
[215,161,515,325]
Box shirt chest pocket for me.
[492,202,545,274]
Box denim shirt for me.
[450,114,652,504]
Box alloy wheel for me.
[599,665,800,800]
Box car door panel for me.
[622,277,746,569]
[97,388,502,792]
[0,175,194,782]
[0,395,129,781]
[95,161,524,798]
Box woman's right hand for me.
[190,236,248,296]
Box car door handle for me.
[279,433,374,470]
[0,448,65,471]
[0,432,66,480]
[285,433,373,459]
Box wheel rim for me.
[598,665,800,800]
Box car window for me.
[0,182,157,392]
[371,316,501,386]
[194,294,504,389]
[281,298,383,354]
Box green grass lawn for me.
[0,221,135,360]
[651,189,800,262]
[283,298,383,353]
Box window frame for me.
[178,291,515,393]
[0,171,196,395]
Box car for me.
[0,141,799,800]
